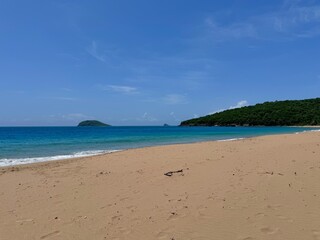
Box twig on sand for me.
[164,169,183,177]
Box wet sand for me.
[1,131,320,240]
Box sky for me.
[0,0,320,126]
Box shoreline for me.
[1,131,320,239]
[1,137,245,170]
[1,126,320,168]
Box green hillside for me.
[180,98,320,126]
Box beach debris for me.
[164,169,183,177]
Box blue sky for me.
[0,0,319,126]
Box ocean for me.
[0,126,318,167]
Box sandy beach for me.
[1,131,320,240]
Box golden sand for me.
[1,131,320,239]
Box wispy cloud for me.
[209,100,249,114]
[283,0,303,8]
[86,41,106,62]
[125,56,216,91]
[162,94,188,105]
[120,112,159,125]
[272,6,320,34]
[204,2,320,41]
[205,17,256,40]
[101,85,139,95]
[170,112,180,122]
[52,97,78,101]
[56,53,81,62]
[61,88,73,92]
[47,113,93,123]
[39,96,78,101]
[62,113,91,120]
[140,112,158,122]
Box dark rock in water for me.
[163,124,170,127]
[77,120,110,127]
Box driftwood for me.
[164,169,183,177]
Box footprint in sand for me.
[254,212,266,218]
[120,197,129,202]
[276,214,294,223]
[156,230,173,240]
[111,215,122,222]
[126,205,137,211]
[196,206,212,219]
[265,204,282,211]
[313,230,320,240]
[260,227,279,235]
[168,212,179,221]
[118,227,132,235]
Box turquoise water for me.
[0,126,318,166]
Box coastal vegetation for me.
[77,120,110,127]
[180,98,320,126]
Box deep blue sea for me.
[0,126,319,166]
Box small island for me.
[180,98,320,126]
[77,120,110,127]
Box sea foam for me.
[295,128,320,134]
[217,138,244,142]
[0,150,120,167]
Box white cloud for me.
[102,85,139,94]
[87,41,106,62]
[229,100,249,109]
[209,100,249,115]
[162,94,188,105]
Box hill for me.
[77,120,110,127]
[180,98,320,126]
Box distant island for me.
[180,98,320,127]
[78,120,110,127]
